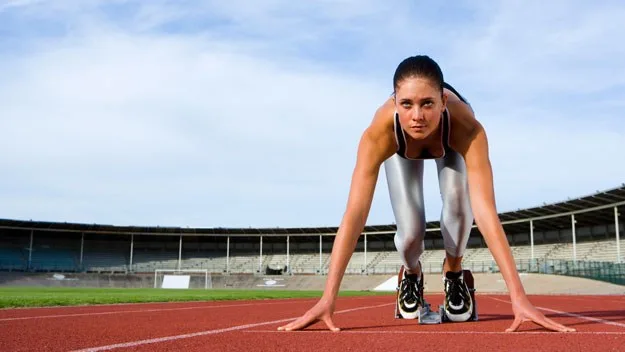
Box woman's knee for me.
[445,242,467,258]
[395,231,424,251]
[394,231,425,271]
[394,221,426,252]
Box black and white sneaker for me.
[396,265,424,319]
[443,270,473,322]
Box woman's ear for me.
[441,90,449,108]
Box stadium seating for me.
[1,230,623,274]
[0,234,30,271]
[82,238,129,273]
[0,248,27,271]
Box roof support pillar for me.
[571,214,577,262]
[319,235,322,274]
[530,220,534,260]
[616,207,621,263]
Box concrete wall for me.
[1,271,624,295]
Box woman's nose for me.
[411,110,423,121]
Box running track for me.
[1,294,624,351]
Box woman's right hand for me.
[277,107,394,333]
[277,296,340,332]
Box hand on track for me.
[506,296,576,333]
[277,298,340,332]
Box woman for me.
[278,55,575,333]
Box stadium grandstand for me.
[0,185,623,281]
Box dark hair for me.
[393,55,444,94]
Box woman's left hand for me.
[506,295,576,333]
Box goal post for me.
[154,269,211,289]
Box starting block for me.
[417,301,445,324]
[394,268,478,324]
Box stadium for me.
[2,185,623,288]
[3,1,625,350]
[1,185,625,351]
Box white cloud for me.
[448,1,625,96]
[1,0,624,230]
[0,0,44,12]
[0,18,388,227]
[436,0,625,213]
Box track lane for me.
[1,294,623,352]
[0,296,391,352]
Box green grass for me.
[0,287,392,309]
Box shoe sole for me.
[444,303,473,322]
[395,264,421,320]
[443,268,475,323]
[397,297,419,319]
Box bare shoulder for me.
[358,97,397,167]
[369,97,396,136]
[446,89,484,155]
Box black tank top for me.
[393,109,451,160]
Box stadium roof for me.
[0,185,624,237]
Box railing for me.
[512,259,625,285]
[354,259,625,286]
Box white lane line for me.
[536,306,625,329]
[538,296,625,305]
[242,330,624,335]
[0,299,303,311]
[0,293,390,311]
[488,297,625,329]
[70,302,394,352]
[0,295,391,322]
[0,302,292,322]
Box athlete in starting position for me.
[278,55,575,333]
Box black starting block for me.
[394,268,478,324]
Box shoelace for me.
[446,278,467,306]
[400,276,421,304]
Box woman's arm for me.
[278,103,396,332]
[461,123,526,298]
[321,127,388,301]
[458,113,575,332]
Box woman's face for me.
[394,76,447,140]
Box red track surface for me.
[1,294,624,351]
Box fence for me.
[514,259,625,286]
[2,256,624,286]
[345,259,625,286]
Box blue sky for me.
[1,0,624,229]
